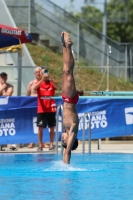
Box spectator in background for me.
[33,68,58,151]
[26,66,42,97]
[0,72,15,150]
[0,72,13,96]
[27,66,58,149]
[26,66,43,148]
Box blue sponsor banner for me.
[0,96,133,144]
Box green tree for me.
[106,0,133,42]
[75,5,103,32]
[71,0,133,43]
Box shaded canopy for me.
[0,24,32,48]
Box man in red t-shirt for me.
[33,69,58,151]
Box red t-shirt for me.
[37,81,56,113]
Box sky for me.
[49,0,110,13]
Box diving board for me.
[90,91,133,95]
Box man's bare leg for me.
[38,128,49,149]
[38,127,43,148]
[49,126,55,149]
[61,31,76,97]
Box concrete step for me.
[30,33,39,43]
[40,39,50,47]
[30,33,59,53]
[49,45,59,53]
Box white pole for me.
[17,49,22,96]
[77,21,80,62]
[28,0,31,33]
[55,105,61,154]
[106,45,111,91]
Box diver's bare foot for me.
[61,31,73,48]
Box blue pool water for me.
[0,153,133,200]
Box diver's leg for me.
[61,31,76,97]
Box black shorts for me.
[37,112,56,128]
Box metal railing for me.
[5,0,133,70]
[82,112,92,154]
[55,104,63,154]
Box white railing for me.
[55,104,63,154]
[82,112,91,154]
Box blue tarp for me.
[0,96,133,144]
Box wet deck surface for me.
[0,140,133,154]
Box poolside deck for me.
[0,140,133,154]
